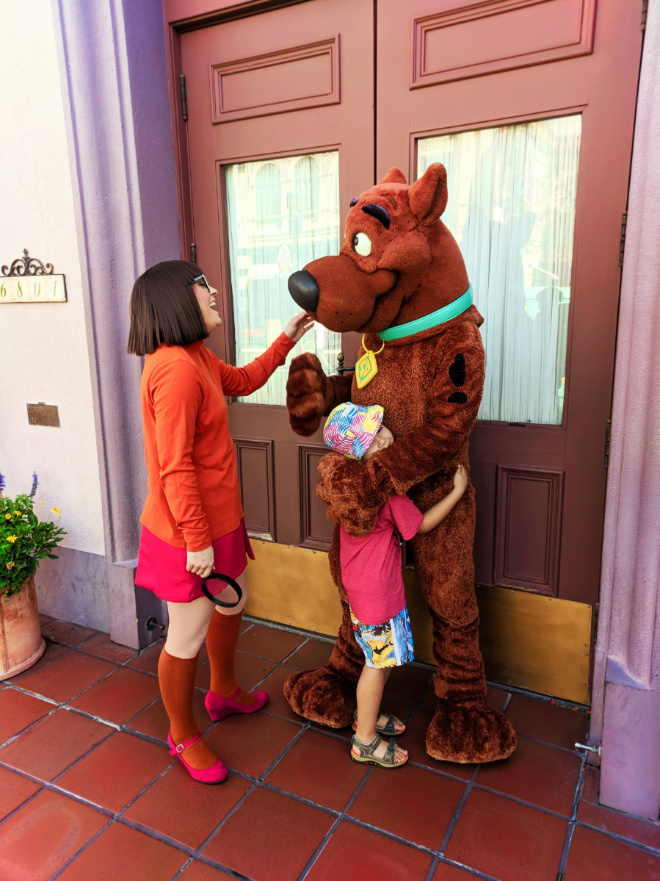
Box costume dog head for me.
[288,164,470,334]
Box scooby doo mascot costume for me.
[285,164,516,764]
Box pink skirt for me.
[135,520,255,603]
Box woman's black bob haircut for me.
[127,260,209,356]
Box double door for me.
[174,0,642,698]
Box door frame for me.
[163,0,313,269]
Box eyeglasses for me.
[193,273,211,292]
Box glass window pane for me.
[418,115,581,424]
[225,152,341,405]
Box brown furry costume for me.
[284,165,516,763]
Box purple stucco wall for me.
[592,0,660,819]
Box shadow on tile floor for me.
[1,615,660,881]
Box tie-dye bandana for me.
[323,402,384,460]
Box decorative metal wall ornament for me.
[2,249,54,277]
[0,250,66,303]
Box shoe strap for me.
[169,731,201,755]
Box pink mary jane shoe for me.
[205,687,269,722]
[167,731,228,784]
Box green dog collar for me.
[377,286,473,342]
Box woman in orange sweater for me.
[128,260,312,783]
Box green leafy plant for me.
[0,472,67,599]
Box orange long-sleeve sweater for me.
[140,333,295,551]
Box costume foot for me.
[284,666,356,728]
[426,700,517,764]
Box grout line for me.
[437,763,481,857]
[429,856,504,881]
[470,781,579,822]
[47,817,117,881]
[574,819,660,858]
[555,758,587,880]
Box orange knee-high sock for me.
[206,610,256,706]
[158,648,218,769]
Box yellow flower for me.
[6,562,14,570]
[39,501,45,506]
[4,513,10,520]
[51,507,60,515]
[6,535,17,543]
[13,511,21,517]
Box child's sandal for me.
[351,734,408,769]
[352,711,404,738]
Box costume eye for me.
[352,232,372,257]
[349,197,359,207]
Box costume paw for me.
[317,454,381,536]
[286,353,327,436]
[283,666,356,728]
[426,700,517,764]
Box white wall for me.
[0,0,105,558]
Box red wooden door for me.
[180,0,372,546]
[376,0,642,607]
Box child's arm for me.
[417,465,468,534]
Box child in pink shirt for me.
[323,402,468,769]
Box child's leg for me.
[353,665,407,764]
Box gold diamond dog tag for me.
[355,335,385,389]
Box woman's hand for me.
[284,311,315,343]
[186,546,214,579]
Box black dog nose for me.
[288,270,319,314]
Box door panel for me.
[377,0,642,606]
[181,0,372,545]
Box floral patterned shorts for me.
[350,605,415,669]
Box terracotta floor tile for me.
[348,763,465,850]
[56,731,172,812]
[445,788,567,881]
[0,709,113,781]
[57,821,187,881]
[305,820,433,881]
[0,766,41,822]
[565,825,660,881]
[0,789,108,881]
[78,633,137,664]
[286,639,334,670]
[578,799,660,851]
[403,706,476,779]
[581,765,600,803]
[505,693,589,750]
[179,861,235,880]
[70,666,161,724]
[40,619,97,647]
[196,652,276,693]
[384,663,433,702]
[202,786,334,881]
[475,736,582,815]
[10,640,69,682]
[205,712,300,778]
[265,728,367,811]
[238,624,305,662]
[0,689,53,742]
[17,652,117,703]
[258,665,305,723]
[125,689,211,742]
[125,763,251,849]
[432,863,483,880]
[127,639,164,674]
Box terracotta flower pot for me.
[0,576,45,680]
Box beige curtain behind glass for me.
[225,152,341,405]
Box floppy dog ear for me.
[408,163,448,225]
[379,167,407,185]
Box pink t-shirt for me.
[340,494,423,625]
